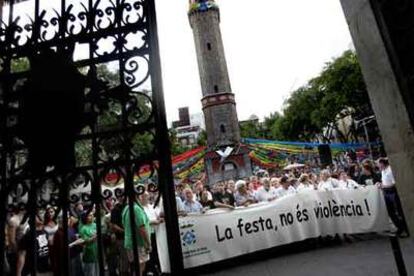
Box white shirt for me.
[159,196,186,215]
[381,166,395,188]
[296,183,315,193]
[318,178,340,191]
[143,204,159,222]
[338,179,360,189]
[275,186,296,198]
[256,186,278,202]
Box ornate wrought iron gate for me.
[0,0,183,275]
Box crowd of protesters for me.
[3,156,409,276]
[4,191,163,276]
[173,157,408,237]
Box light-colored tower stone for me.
[188,0,251,185]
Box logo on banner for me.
[182,229,196,246]
[180,220,197,247]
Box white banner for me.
[156,186,390,272]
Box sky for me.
[4,0,353,126]
[155,0,353,125]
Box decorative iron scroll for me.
[0,0,183,275]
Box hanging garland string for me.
[110,138,374,183]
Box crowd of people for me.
[4,190,164,276]
[174,158,408,236]
[3,157,409,276]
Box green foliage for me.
[265,50,375,143]
[75,64,154,165]
[11,58,30,73]
[169,129,188,155]
[240,119,260,139]
[197,129,207,146]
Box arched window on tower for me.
[214,85,219,93]
[207,43,212,51]
[220,124,226,133]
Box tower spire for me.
[188,0,219,14]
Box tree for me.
[269,50,377,143]
[169,129,188,155]
[261,112,281,139]
[197,129,207,146]
[239,119,260,139]
[75,64,155,165]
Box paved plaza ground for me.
[200,234,414,276]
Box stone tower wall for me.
[189,10,231,97]
[189,9,241,148]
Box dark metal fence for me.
[0,0,183,275]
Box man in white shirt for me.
[183,188,203,214]
[318,170,340,191]
[377,158,409,237]
[296,174,315,193]
[256,178,277,202]
[338,171,360,190]
[275,176,296,198]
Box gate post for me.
[146,0,185,274]
[340,0,414,233]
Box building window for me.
[207,43,211,50]
[220,124,226,133]
[214,85,219,93]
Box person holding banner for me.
[270,177,280,189]
[296,174,316,193]
[338,171,360,190]
[318,170,340,191]
[183,188,203,214]
[226,180,236,194]
[377,158,409,238]
[358,160,381,186]
[256,178,278,202]
[235,180,257,207]
[275,176,296,198]
[212,182,235,210]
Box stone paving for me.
[201,234,414,276]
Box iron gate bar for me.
[147,0,185,274]
[86,0,105,274]
[117,0,141,273]
[58,1,71,275]
[0,0,184,275]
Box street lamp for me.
[355,115,375,160]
